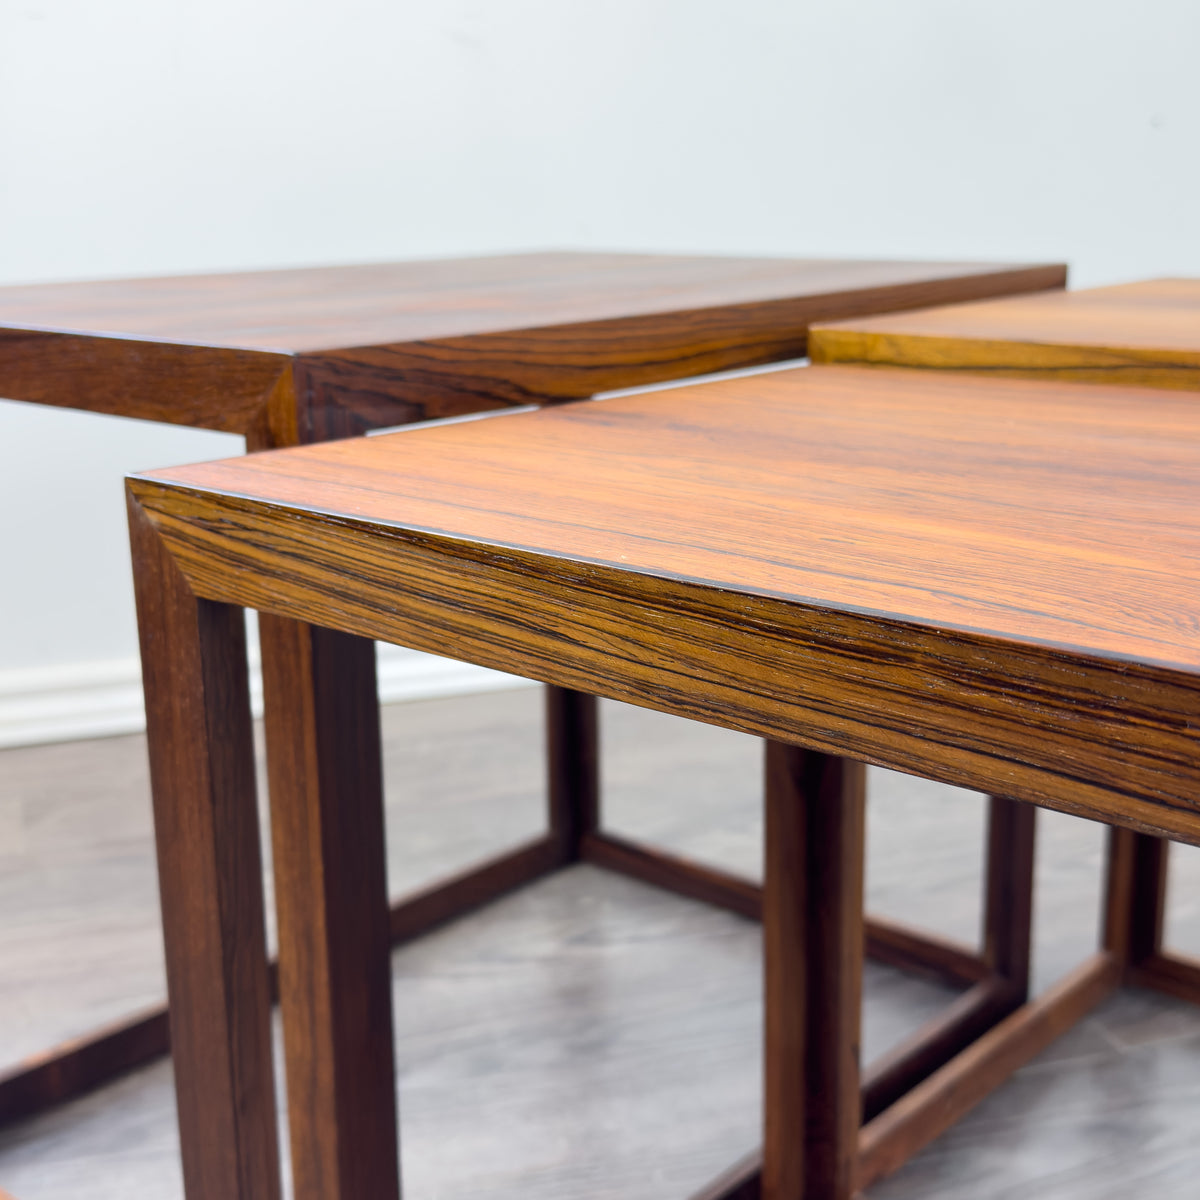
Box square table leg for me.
[763,744,865,1200]
[545,685,600,862]
[259,615,401,1200]
[128,499,281,1200]
[982,798,1036,993]
[1100,827,1200,1003]
[1104,827,1168,969]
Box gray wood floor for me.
[2,687,1199,1198]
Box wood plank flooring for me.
[2,685,1199,1198]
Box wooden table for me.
[809,277,1200,392]
[810,277,1200,1012]
[0,252,1067,1124]
[127,364,1200,1200]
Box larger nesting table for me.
[127,363,1200,1199]
[0,253,1067,1122]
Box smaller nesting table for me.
[809,277,1200,393]
[128,364,1200,1200]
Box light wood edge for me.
[809,328,1200,393]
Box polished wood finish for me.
[259,616,399,1200]
[763,744,864,1200]
[126,497,280,1200]
[0,254,1065,439]
[810,277,1200,392]
[128,367,1200,843]
[813,281,1200,1014]
[128,363,1200,1195]
[1,253,1068,1125]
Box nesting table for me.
[811,277,1200,1011]
[810,277,1200,393]
[0,252,1067,1124]
[127,363,1200,1199]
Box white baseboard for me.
[0,646,535,750]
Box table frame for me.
[126,427,1199,1198]
[0,256,1068,1128]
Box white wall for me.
[1,0,1198,739]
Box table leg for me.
[259,616,400,1200]
[763,743,865,1200]
[546,686,600,861]
[1100,828,1200,1003]
[1104,827,1168,968]
[128,498,281,1200]
[982,796,1036,994]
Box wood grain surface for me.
[127,498,280,1200]
[982,798,1036,991]
[128,364,1200,845]
[763,746,864,1200]
[258,618,398,1200]
[3,252,1064,1133]
[809,278,1200,391]
[0,252,1065,441]
[812,280,1200,1015]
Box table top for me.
[0,252,1065,353]
[809,278,1200,391]
[0,252,1064,442]
[129,364,1200,843]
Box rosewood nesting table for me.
[810,277,1200,1010]
[0,253,1067,1124]
[126,364,1200,1200]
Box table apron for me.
[128,482,1200,848]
